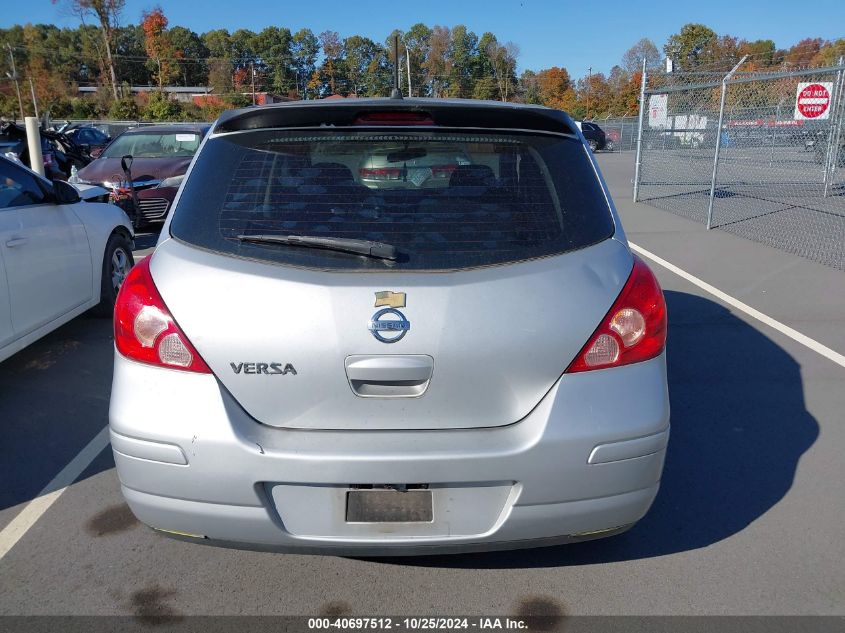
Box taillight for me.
[565,255,667,373]
[353,111,434,125]
[430,165,458,178]
[359,167,401,180]
[114,257,211,373]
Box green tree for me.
[812,38,845,67]
[253,26,294,94]
[446,25,479,99]
[143,90,183,120]
[472,76,497,101]
[53,0,125,99]
[169,26,209,86]
[202,29,232,58]
[481,34,518,101]
[519,69,540,104]
[344,35,386,96]
[664,23,718,70]
[114,25,149,86]
[291,28,319,97]
[108,95,139,119]
[402,23,432,97]
[739,39,776,69]
[69,96,98,118]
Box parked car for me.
[807,129,845,166]
[0,122,65,180]
[62,125,111,158]
[71,124,209,230]
[576,120,607,151]
[604,127,621,151]
[358,145,472,189]
[109,99,669,555]
[0,154,134,363]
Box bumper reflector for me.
[570,525,627,538]
[153,527,206,539]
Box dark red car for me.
[72,124,209,229]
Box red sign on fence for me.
[794,83,833,120]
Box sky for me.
[3,0,844,79]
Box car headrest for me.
[312,162,356,184]
[449,165,495,188]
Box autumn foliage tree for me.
[318,30,342,94]
[535,66,575,111]
[142,7,178,89]
[4,16,845,122]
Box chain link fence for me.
[634,61,845,270]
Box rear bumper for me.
[109,351,670,554]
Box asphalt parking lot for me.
[1,153,844,620]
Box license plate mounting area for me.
[345,485,433,523]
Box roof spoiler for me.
[213,101,578,136]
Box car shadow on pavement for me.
[133,231,159,251]
[377,290,819,569]
[0,316,116,513]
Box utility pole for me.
[6,43,24,121]
[251,60,256,106]
[586,66,592,120]
[28,77,38,120]
[390,35,402,99]
[406,46,412,98]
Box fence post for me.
[823,57,845,198]
[769,97,784,167]
[832,59,845,184]
[632,58,648,202]
[619,117,624,153]
[707,55,748,230]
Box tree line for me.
[1,1,843,122]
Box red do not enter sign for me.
[795,83,831,119]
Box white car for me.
[0,155,134,363]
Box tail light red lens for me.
[359,167,401,180]
[353,111,434,126]
[114,257,211,373]
[430,165,458,178]
[566,255,667,373]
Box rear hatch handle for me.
[344,355,434,398]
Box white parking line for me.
[630,242,845,370]
[0,426,110,562]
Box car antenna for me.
[390,34,403,100]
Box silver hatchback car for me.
[109,99,669,555]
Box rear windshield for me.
[170,129,614,271]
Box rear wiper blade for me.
[236,234,398,261]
